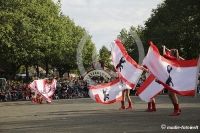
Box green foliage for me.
[118,26,144,63]
[99,45,113,70]
[117,0,200,60]
[143,0,200,59]
[0,0,96,80]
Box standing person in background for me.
[163,45,181,116]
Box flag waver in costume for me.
[143,42,200,116]
[143,42,200,96]
[138,47,184,103]
[111,39,143,89]
[111,39,143,109]
[29,78,57,103]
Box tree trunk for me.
[67,70,70,79]
[25,64,29,83]
[11,63,20,81]
[36,63,39,78]
[45,58,49,77]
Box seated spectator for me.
[4,94,8,101]
[21,83,27,91]
[26,91,31,100]
[8,88,13,100]
[62,91,67,99]
[197,79,200,93]
[13,93,18,101]
[73,93,78,99]
[0,89,5,101]
[22,92,26,100]
[67,87,74,98]
[54,94,59,99]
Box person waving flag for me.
[111,39,143,89]
[143,42,199,96]
[29,78,57,103]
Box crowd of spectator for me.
[1,75,200,102]
[0,77,90,102]
[55,78,89,99]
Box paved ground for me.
[0,94,200,133]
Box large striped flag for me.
[111,39,143,89]
[143,42,200,96]
[137,73,164,102]
[137,47,185,102]
[29,78,57,102]
[89,78,131,104]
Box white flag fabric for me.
[137,73,164,102]
[29,78,57,102]
[89,78,131,104]
[143,42,200,96]
[119,78,132,90]
[111,39,143,88]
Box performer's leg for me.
[37,95,42,104]
[119,90,126,110]
[126,89,132,109]
[169,91,180,116]
[31,92,36,102]
[152,98,156,111]
[168,89,173,102]
[145,99,152,112]
[36,94,40,103]
[39,96,43,104]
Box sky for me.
[54,0,163,52]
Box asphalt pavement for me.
[0,94,200,133]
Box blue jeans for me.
[197,86,200,93]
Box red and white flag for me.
[143,42,200,96]
[89,78,131,104]
[111,39,143,88]
[137,73,164,102]
[29,78,57,102]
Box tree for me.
[118,26,145,64]
[143,0,200,59]
[0,0,63,81]
[0,0,96,81]
[99,45,113,70]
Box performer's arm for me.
[141,66,148,72]
[162,45,166,55]
[140,63,148,72]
